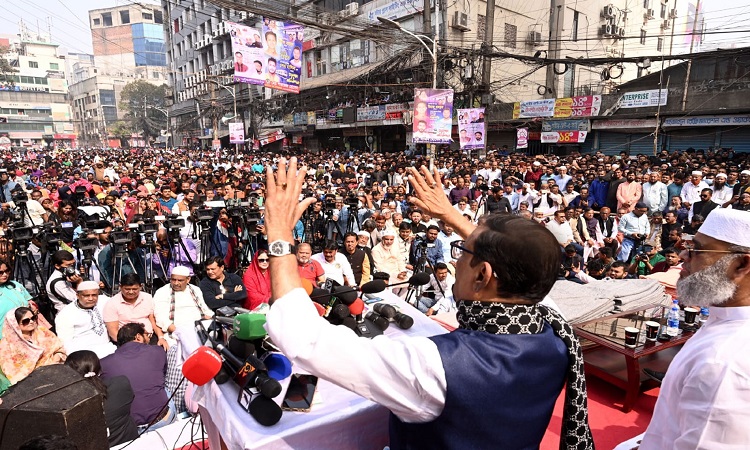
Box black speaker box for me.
[0,365,108,450]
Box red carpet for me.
[541,375,658,450]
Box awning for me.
[9,132,43,139]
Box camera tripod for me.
[13,239,54,322]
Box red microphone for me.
[182,346,223,386]
[348,298,365,322]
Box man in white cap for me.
[681,170,709,207]
[55,280,116,358]
[639,208,750,449]
[152,266,213,342]
[712,173,734,206]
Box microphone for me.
[373,303,414,330]
[348,298,365,322]
[365,311,390,331]
[386,272,431,288]
[308,279,387,302]
[233,313,268,341]
[215,342,281,399]
[373,303,397,319]
[182,346,223,386]
[261,353,292,380]
[246,395,283,427]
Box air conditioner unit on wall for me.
[345,3,359,16]
[451,11,470,32]
[661,19,670,29]
[645,9,655,19]
[526,31,542,46]
[602,4,616,19]
[601,24,614,36]
[618,27,626,37]
[669,9,677,19]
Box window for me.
[120,10,130,24]
[572,11,579,42]
[93,18,100,26]
[660,3,667,18]
[174,18,180,33]
[102,13,112,27]
[153,72,160,79]
[477,15,486,40]
[637,67,645,77]
[643,0,650,7]
[28,61,38,68]
[640,29,647,45]
[657,37,663,51]
[504,23,517,49]
[142,12,153,20]
[154,10,163,24]
[50,63,59,70]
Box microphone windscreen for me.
[182,347,222,386]
[360,279,387,293]
[409,272,431,286]
[348,298,365,316]
[261,353,292,380]
[313,302,326,316]
[340,316,357,331]
[227,335,256,360]
[330,303,350,320]
[256,374,283,399]
[395,312,414,330]
[365,311,390,331]
[247,395,283,426]
[214,365,232,384]
[373,303,397,319]
[301,278,314,295]
[333,286,357,305]
[234,313,267,340]
[310,288,331,305]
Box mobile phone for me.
[281,374,318,412]
[364,296,383,304]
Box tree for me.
[119,80,168,141]
[0,45,18,87]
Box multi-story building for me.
[0,26,76,149]
[68,76,128,147]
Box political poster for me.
[457,108,485,150]
[228,19,303,93]
[229,122,245,144]
[516,128,529,149]
[512,96,602,119]
[412,89,454,144]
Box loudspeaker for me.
[0,365,108,450]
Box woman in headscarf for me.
[0,306,66,385]
[48,200,78,245]
[242,250,271,310]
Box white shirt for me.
[642,181,669,213]
[23,199,47,227]
[153,284,214,334]
[711,185,734,205]
[681,181,709,204]
[546,220,574,245]
[640,306,750,450]
[55,297,116,359]
[266,288,447,422]
[311,252,355,286]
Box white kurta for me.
[640,306,750,450]
[153,285,214,334]
[55,296,116,359]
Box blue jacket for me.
[589,178,609,209]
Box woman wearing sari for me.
[0,306,66,386]
[242,250,272,310]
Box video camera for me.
[110,227,134,245]
[73,236,99,252]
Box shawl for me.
[242,251,271,310]
[0,309,66,384]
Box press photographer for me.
[46,250,83,313]
[627,244,665,277]
[152,221,197,279]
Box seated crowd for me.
[0,145,748,446]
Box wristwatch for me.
[268,240,295,257]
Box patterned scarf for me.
[75,301,105,336]
[457,300,594,450]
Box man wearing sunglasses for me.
[262,160,594,450]
[687,188,718,223]
[638,208,750,449]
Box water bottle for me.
[699,307,710,323]
[666,299,680,337]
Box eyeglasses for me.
[0,269,10,275]
[257,258,269,262]
[20,313,38,326]
[450,240,475,260]
[682,243,750,259]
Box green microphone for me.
[233,313,267,341]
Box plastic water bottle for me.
[699,307,710,323]
[666,299,681,337]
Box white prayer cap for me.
[691,170,703,176]
[533,161,541,167]
[357,230,370,237]
[77,281,100,292]
[698,208,750,248]
[715,173,727,179]
[382,229,396,237]
[742,170,750,176]
[612,164,619,170]
[172,266,191,277]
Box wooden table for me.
[574,305,698,412]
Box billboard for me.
[229,122,245,144]
[512,96,601,119]
[229,19,303,94]
[457,108,485,150]
[412,88,454,144]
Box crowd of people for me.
[0,143,748,448]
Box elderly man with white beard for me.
[638,208,750,450]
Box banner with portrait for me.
[412,89,454,144]
[229,122,245,144]
[457,108,485,149]
[228,19,303,93]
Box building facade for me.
[0,27,76,149]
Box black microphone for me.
[365,311,390,331]
[309,280,387,302]
[373,303,397,319]
[214,342,281,399]
[247,395,283,426]
[386,272,431,288]
[372,304,413,329]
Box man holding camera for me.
[409,225,444,270]
[46,249,83,313]
[617,202,651,262]
[627,244,665,277]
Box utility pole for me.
[544,0,563,98]
[481,0,496,92]
[423,0,431,38]
[681,0,701,111]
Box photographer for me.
[152,228,197,279]
[46,250,82,313]
[408,225,444,269]
[0,170,18,209]
[97,229,145,291]
[627,244,665,277]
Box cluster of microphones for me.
[180,272,431,426]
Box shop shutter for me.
[596,131,630,155]
[667,129,717,152]
[717,128,750,153]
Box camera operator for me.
[199,256,247,310]
[97,229,145,290]
[152,228,197,279]
[616,202,650,262]
[0,169,18,209]
[485,187,512,214]
[627,244,665,277]
[46,249,83,313]
[409,225,444,269]
[20,189,49,227]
